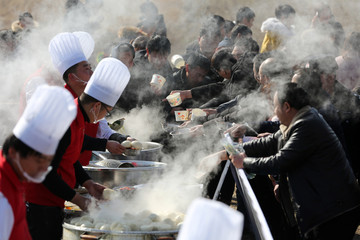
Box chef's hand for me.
[71,193,90,211]
[83,179,106,200]
[106,140,126,154]
[229,153,246,169]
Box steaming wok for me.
[84,160,166,188]
[92,142,163,162]
[63,222,178,240]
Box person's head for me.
[308,56,338,95]
[224,20,235,38]
[110,43,135,69]
[146,35,171,69]
[132,36,149,51]
[49,32,94,96]
[18,12,35,29]
[0,29,16,53]
[63,61,93,93]
[236,7,255,28]
[252,52,272,83]
[275,4,296,27]
[274,82,310,126]
[5,85,76,183]
[211,15,226,39]
[259,53,292,84]
[232,38,259,60]
[230,24,252,42]
[117,26,147,43]
[211,48,237,79]
[343,32,360,56]
[83,57,130,123]
[314,2,333,22]
[185,52,211,87]
[198,26,222,59]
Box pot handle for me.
[80,232,106,240]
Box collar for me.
[78,99,90,123]
[64,83,77,99]
[280,105,311,139]
[0,151,24,191]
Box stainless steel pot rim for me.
[63,222,178,235]
[85,160,166,171]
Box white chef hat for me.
[13,85,77,155]
[73,31,95,60]
[84,57,130,107]
[49,32,87,76]
[178,198,244,240]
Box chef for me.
[54,32,132,166]
[26,56,131,239]
[0,86,77,240]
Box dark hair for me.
[133,36,148,50]
[187,52,211,72]
[19,12,33,21]
[253,52,272,73]
[62,63,79,83]
[79,92,112,108]
[230,24,252,41]
[234,38,259,54]
[308,56,338,75]
[277,82,310,110]
[211,15,225,28]
[211,48,237,72]
[224,20,235,35]
[111,43,135,59]
[275,4,296,19]
[0,29,15,43]
[2,134,42,158]
[236,7,255,24]
[146,35,171,55]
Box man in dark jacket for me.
[230,83,360,239]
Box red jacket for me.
[0,151,32,240]
[26,98,86,207]
[65,84,99,166]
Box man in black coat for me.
[229,83,360,239]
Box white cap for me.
[178,198,244,240]
[73,31,95,60]
[84,57,130,107]
[13,85,77,155]
[49,32,87,76]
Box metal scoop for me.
[96,159,122,168]
[96,159,135,168]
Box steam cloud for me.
[1,0,360,217]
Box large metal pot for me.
[84,160,166,188]
[92,142,163,162]
[63,222,177,240]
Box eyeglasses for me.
[102,104,112,117]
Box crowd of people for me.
[1,0,360,240]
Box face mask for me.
[14,153,52,183]
[72,74,88,85]
[90,107,100,124]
